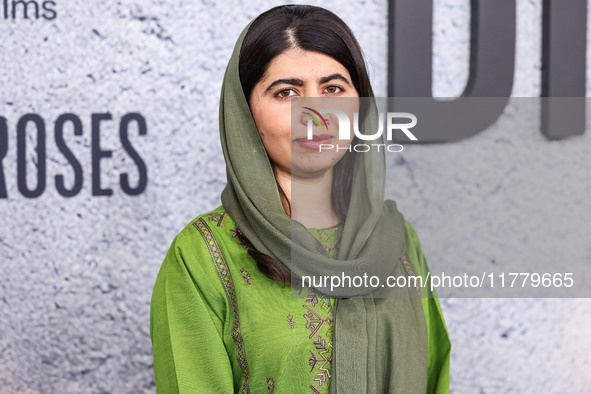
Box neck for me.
[273,166,340,229]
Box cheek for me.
[252,104,292,162]
[253,106,291,141]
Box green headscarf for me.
[219,12,428,393]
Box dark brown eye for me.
[324,86,342,94]
[276,89,296,99]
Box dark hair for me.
[237,4,372,282]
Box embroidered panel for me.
[231,227,248,249]
[303,225,340,392]
[205,212,228,229]
[266,377,275,393]
[193,217,251,394]
[240,268,252,285]
[299,287,334,393]
[309,225,342,259]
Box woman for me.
[151,5,450,393]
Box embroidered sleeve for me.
[193,218,251,393]
[150,231,235,393]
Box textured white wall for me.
[0,0,589,393]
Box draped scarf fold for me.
[219,18,428,393]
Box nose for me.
[299,107,330,130]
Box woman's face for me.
[249,48,359,179]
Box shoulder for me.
[152,206,247,323]
[176,204,234,236]
[156,205,245,294]
[164,205,250,279]
[171,205,242,252]
[403,220,422,252]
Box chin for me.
[291,162,338,178]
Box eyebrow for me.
[319,73,351,85]
[264,73,352,94]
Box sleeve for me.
[404,221,451,394]
[150,231,235,393]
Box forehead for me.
[261,48,350,81]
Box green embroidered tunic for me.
[150,205,450,393]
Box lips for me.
[295,134,332,142]
[295,134,333,150]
